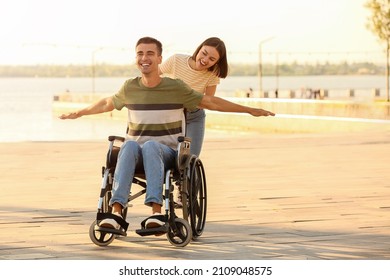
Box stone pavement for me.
[0,128,389,260]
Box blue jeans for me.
[110,140,176,208]
[186,109,206,157]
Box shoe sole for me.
[99,219,120,230]
[145,219,165,236]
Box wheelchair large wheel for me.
[166,218,192,247]
[188,157,207,239]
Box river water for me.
[0,75,387,142]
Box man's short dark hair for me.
[136,37,163,56]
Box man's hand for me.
[58,97,115,120]
[59,112,80,119]
[248,108,275,117]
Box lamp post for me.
[258,37,275,98]
[91,47,103,99]
[275,52,279,95]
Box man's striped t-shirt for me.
[112,77,203,150]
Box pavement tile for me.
[1,130,389,259]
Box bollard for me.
[289,90,295,98]
[321,89,328,98]
[348,89,355,98]
[372,88,380,98]
[263,91,269,98]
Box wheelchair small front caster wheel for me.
[166,218,192,247]
[89,220,116,247]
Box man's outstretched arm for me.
[198,95,275,117]
[59,97,115,119]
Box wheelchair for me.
[89,135,207,247]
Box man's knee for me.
[121,140,139,153]
[118,140,141,161]
[142,140,160,153]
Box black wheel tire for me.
[188,157,207,238]
[89,220,116,247]
[166,218,192,247]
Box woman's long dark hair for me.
[191,37,228,78]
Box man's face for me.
[135,43,162,74]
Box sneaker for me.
[145,213,165,229]
[99,212,122,230]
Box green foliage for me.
[0,62,385,77]
[0,64,140,78]
[365,0,390,101]
[365,0,390,42]
[227,62,383,76]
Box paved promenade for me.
[1,126,389,260]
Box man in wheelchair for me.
[60,36,274,235]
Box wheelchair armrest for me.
[176,136,192,170]
[108,135,125,142]
[178,136,191,143]
[106,136,125,168]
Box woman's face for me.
[194,45,220,71]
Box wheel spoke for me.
[186,157,207,237]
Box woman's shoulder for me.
[172,53,190,59]
[169,53,190,63]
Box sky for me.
[0,0,386,65]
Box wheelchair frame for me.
[89,135,207,247]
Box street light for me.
[258,37,275,98]
[275,52,279,95]
[91,47,103,98]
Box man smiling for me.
[60,36,274,232]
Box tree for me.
[365,0,390,102]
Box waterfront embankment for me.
[53,93,390,133]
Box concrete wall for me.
[53,98,390,133]
[229,98,390,120]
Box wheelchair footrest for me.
[96,212,129,231]
[135,224,169,236]
[95,225,127,237]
